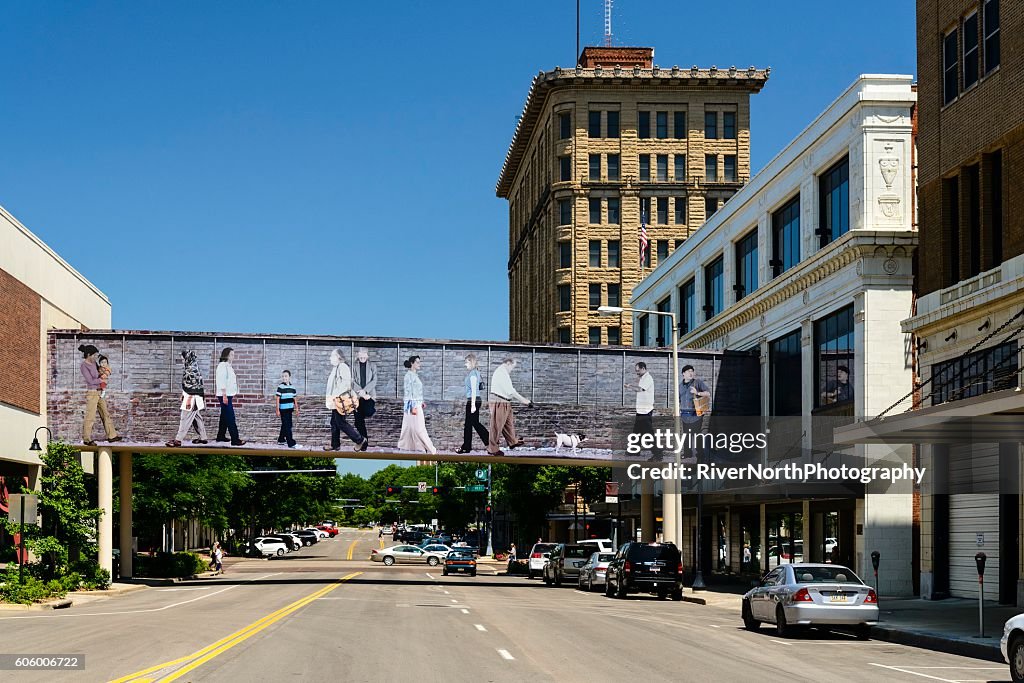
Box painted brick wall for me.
[47,331,760,451]
[0,268,41,414]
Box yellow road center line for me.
[346,538,358,560]
[109,572,361,683]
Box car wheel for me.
[276,548,285,557]
[543,572,551,585]
[1011,634,1024,682]
[554,571,562,587]
[471,571,477,577]
[616,580,628,600]
[427,556,440,566]
[742,600,760,631]
[442,569,448,576]
[775,605,792,638]
[657,588,668,600]
[383,556,395,566]
[671,589,683,601]
[304,540,312,547]
[604,579,613,598]
[527,569,534,580]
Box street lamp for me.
[597,306,687,572]
[29,426,53,452]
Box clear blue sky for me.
[1,2,916,477]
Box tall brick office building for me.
[496,47,768,345]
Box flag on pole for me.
[639,200,649,268]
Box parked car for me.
[543,544,594,586]
[306,527,329,539]
[371,544,447,566]
[1002,613,1024,681]
[420,544,453,556]
[577,551,615,592]
[742,563,878,638]
[604,542,683,600]
[578,538,615,553]
[527,543,556,579]
[317,525,340,537]
[253,537,289,557]
[397,530,427,545]
[291,530,319,546]
[269,533,301,551]
[443,550,477,577]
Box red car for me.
[317,525,340,537]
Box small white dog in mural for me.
[554,433,587,455]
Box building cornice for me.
[495,65,770,198]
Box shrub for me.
[72,562,111,590]
[135,551,207,578]
[0,566,69,604]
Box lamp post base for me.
[692,570,706,591]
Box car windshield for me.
[597,553,614,562]
[447,552,473,559]
[533,544,556,553]
[631,544,680,562]
[564,546,593,559]
[793,566,862,584]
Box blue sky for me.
[1,2,916,477]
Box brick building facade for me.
[496,47,768,345]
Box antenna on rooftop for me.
[603,0,613,47]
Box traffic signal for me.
[386,484,397,496]
[484,505,493,521]
[431,485,445,495]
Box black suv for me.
[605,542,683,600]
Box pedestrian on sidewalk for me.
[215,348,245,446]
[456,353,489,454]
[276,370,298,448]
[211,542,224,574]
[167,349,209,447]
[507,543,517,573]
[79,344,122,446]
[487,358,532,456]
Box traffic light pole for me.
[485,464,494,556]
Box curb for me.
[682,595,708,605]
[870,625,1003,663]
[117,573,211,586]
[70,583,149,598]
[0,598,73,611]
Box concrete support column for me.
[662,478,677,546]
[759,503,767,574]
[97,447,113,579]
[802,500,811,563]
[119,452,133,579]
[641,478,655,542]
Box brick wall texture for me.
[47,332,760,452]
[916,0,1024,294]
[0,267,41,414]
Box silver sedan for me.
[742,563,878,638]
[577,551,614,592]
[370,544,448,566]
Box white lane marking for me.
[709,624,720,628]
[497,649,515,661]
[444,590,451,594]
[475,624,487,632]
[461,609,470,614]
[0,573,281,620]
[425,573,435,580]
[450,599,458,603]
[867,663,977,682]
[156,587,213,592]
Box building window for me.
[558,284,571,312]
[589,154,601,181]
[985,0,1000,73]
[675,197,687,224]
[724,155,737,182]
[640,197,651,223]
[657,197,668,225]
[559,111,572,139]
[964,11,980,89]
[608,240,621,268]
[589,283,602,310]
[607,327,620,345]
[679,278,696,334]
[723,111,736,139]
[560,156,572,181]
[559,241,572,268]
[734,228,758,301]
[705,155,718,182]
[608,111,620,138]
[657,155,668,182]
[703,256,724,320]
[675,239,684,248]
[638,111,651,139]
[588,110,602,138]
[814,305,854,409]
[674,154,686,181]
[638,314,650,347]
[588,327,602,345]
[705,111,717,139]
[559,327,571,344]
[608,154,620,181]
[655,297,672,346]
[608,198,621,224]
[674,111,687,139]
[589,198,602,224]
[608,283,620,307]
[558,199,572,225]
[818,156,849,247]
[656,111,668,139]
[705,196,718,219]
[771,195,800,277]
[657,240,669,263]
[639,155,651,182]
[943,27,959,106]
[589,239,602,267]
[932,340,1018,405]
[770,330,802,416]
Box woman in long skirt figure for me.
[397,356,436,454]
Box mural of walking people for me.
[487,358,531,456]
[166,349,208,447]
[215,348,245,446]
[350,347,378,441]
[679,364,711,463]
[397,356,437,454]
[324,349,367,452]
[78,344,121,446]
[456,353,489,454]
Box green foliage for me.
[0,565,72,604]
[135,551,207,578]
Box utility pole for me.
[485,464,494,556]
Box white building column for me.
[97,447,113,579]
[641,478,655,542]
[119,452,133,579]
[663,478,677,545]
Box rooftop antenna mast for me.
[603,0,613,47]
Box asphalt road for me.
[0,528,1012,682]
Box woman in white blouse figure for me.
[215,347,245,446]
[397,355,436,454]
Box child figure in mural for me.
[79,344,121,447]
[97,355,112,398]
[397,356,437,454]
[276,370,298,448]
[455,353,489,454]
[167,349,208,447]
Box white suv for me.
[527,543,557,579]
[253,537,288,557]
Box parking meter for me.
[870,551,880,594]
[976,552,987,637]
[975,552,987,578]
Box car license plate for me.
[830,594,849,603]
[650,567,660,573]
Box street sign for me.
[605,481,620,504]
[475,468,487,481]
[431,518,438,527]
[7,494,38,524]
[466,484,486,493]
[418,481,427,493]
